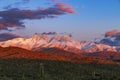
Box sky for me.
[0,0,120,41]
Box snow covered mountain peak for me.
[61,35,73,42]
[0,34,80,51]
[0,33,118,53]
[31,33,73,42]
[32,34,41,40]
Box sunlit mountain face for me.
[0,31,120,64]
[0,30,120,53]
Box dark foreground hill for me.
[0,59,120,80]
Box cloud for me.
[99,29,120,46]
[105,29,120,40]
[0,1,75,30]
[0,33,20,41]
[97,29,120,46]
[3,0,30,10]
[115,32,120,40]
[41,32,57,35]
[105,29,118,37]
[55,2,75,14]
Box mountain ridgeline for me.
[0,33,119,53]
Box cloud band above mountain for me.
[0,1,75,30]
[105,29,120,38]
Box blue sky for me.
[0,0,120,41]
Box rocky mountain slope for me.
[0,46,118,64]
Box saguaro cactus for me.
[39,63,46,80]
[22,73,25,80]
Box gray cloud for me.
[105,29,118,37]
[0,33,20,41]
[41,32,57,35]
[0,1,75,30]
[105,29,120,38]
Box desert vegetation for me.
[0,59,119,80]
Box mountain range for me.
[0,33,120,64]
[0,33,119,53]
